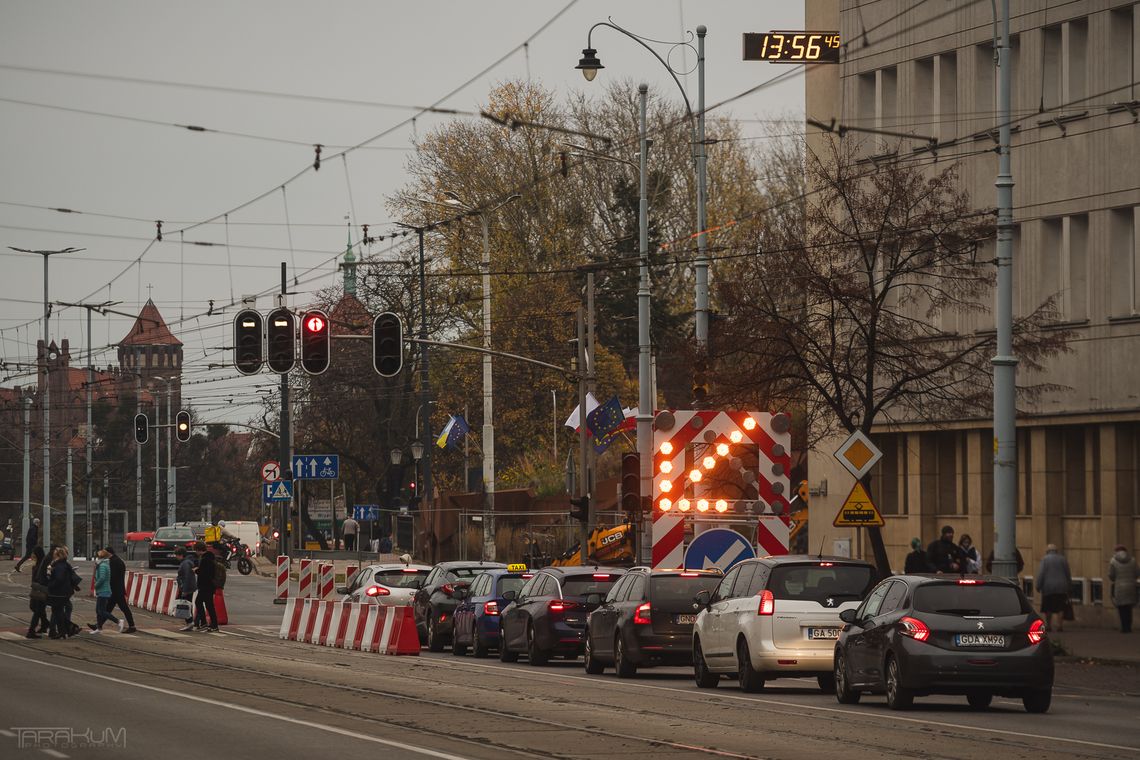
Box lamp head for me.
[576,48,603,81]
[410,440,425,461]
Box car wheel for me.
[1022,688,1052,714]
[498,624,519,663]
[614,633,637,678]
[526,623,549,666]
[816,673,836,694]
[693,638,719,689]
[885,656,914,710]
[737,638,765,693]
[472,629,490,659]
[833,651,861,704]
[426,613,445,653]
[966,691,993,710]
[584,631,604,674]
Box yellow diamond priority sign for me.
[834,430,882,480]
[833,481,885,527]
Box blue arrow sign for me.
[292,454,339,479]
[263,480,294,502]
[683,528,755,572]
[353,505,381,521]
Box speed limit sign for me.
[261,461,281,483]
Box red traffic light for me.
[300,309,330,375]
[305,314,325,333]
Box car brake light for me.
[401,568,419,573]
[634,602,652,625]
[151,541,166,548]
[522,574,533,578]
[441,584,455,596]
[483,601,499,616]
[899,616,931,642]
[819,562,834,567]
[957,578,981,585]
[757,589,775,616]
[1028,619,1046,645]
[679,572,700,577]
[547,599,577,614]
[592,574,610,580]
[365,586,390,597]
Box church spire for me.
[342,225,357,296]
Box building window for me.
[1040,218,1062,317]
[878,65,898,131]
[1063,214,1088,321]
[1042,24,1062,110]
[1109,206,1138,316]
[1064,17,1088,107]
[915,53,957,141]
[1107,5,1135,102]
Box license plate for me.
[807,627,840,640]
[673,614,697,625]
[955,634,1006,647]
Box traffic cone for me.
[213,588,229,626]
[391,607,421,656]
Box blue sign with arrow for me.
[263,480,294,502]
[353,505,381,521]
[292,454,339,480]
[683,528,755,572]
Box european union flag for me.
[587,396,624,455]
[435,415,471,450]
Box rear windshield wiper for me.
[933,608,981,615]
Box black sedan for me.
[585,567,722,677]
[413,560,506,651]
[147,526,198,568]
[833,575,1053,712]
[499,566,626,665]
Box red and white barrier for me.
[278,599,419,655]
[345,563,359,584]
[298,558,314,599]
[318,562,334,600]
[275,555,289,602]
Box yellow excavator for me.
[550,523,637,567]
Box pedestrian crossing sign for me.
[833,481,885,527]
[263,480,294,502]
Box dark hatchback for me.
[584,567,723,677]
[834,575,1053,712]
[452,567,534,657]
[499,566,626,665]
[413,560,506,651]
[147,526,198,568]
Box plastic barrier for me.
[278,599,419,656]
[275,555,289,603]
[345,564,359,585]
[318,562,334,600]
[213,588,229,625]
[298,558,314,599]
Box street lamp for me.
[390,448,403,466]
[577,21,711,361]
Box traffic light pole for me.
[576,307,590,560]
[416,229,433,550]
[278,262,291,559]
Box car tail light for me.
[592,574,610,580]
[1028,619,1046,645]
[634,602,652,625]
[757,589,775,616]
[441,584,456,596]
[547,599,577,614]
[819,562,834,567]
[401,568,420,573]
[365,586,390,597]
[957,578,981,585]
[483,601,499,616]
[522,573,533,578]
[679,571,700,577]
[151,541,167,548]
[899,616,931,642]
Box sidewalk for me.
[1050,627,1140,665]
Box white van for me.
[219,521,264,555]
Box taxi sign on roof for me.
[506,563,528,572]
[833,481,885,527]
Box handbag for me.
[171,598,193,618]
[29,581,48,602]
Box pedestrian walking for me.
[86,548,123,634]
[926,525,964,573]
[1108,544,1138,634]
[174,546,197,631]
[1037,544,1072,632]
[342,516,359,551]
[958,534,982,574]
[904,538,931,573]
[104,545,137,633]
[192,542,219,632]
[14,517,41,572]
[46,546,80,638]
[25,547,50,638]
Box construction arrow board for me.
[834,430,882,480]
[833,481,885,527]
[264,480,294,502]
[683,528,756,572]
[292,454,339,480]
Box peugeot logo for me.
[976,621,985,630]
[824,597,835,607]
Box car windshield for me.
[651,575,722,608]
[561,575,619,598]
[913,583,1027,617]
[374,569,428,589]
[768,564,875,603]
[153,529,194,541]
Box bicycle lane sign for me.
[292,454,339,480]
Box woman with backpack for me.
[46,546,80,639]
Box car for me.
[692,555,878,692]
[584,566,723,677]
[833,574,1053,712]
[339,562,432,606]
[451,564,535,657]
[499,566,627,665]
[413,560,506,651]
[147,526,199,568]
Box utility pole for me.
[636,83,655,565]
[585,269,597,533]
[278,263,291,558]
[576,307,590,556]
[154,394,161,529]
[135,377,142,548]
[66,448,74,552]
[694,27,709,352]
[480,213,496,563]
[166,383,175,525]
[992,0,1018,579]
[416,229,433,545]
[23,396,31,544]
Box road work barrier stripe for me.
[319,562,334,600]
[275,555,289,600]
[298,558,313,599]
[278,599,419,656]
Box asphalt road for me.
[1,559,1138,759]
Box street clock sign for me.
[743,31,841,63]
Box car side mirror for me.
[693,589,711,610]
[502,590,517,602]
[335,586,349,595]
[839,609,859,625]
[585,593,601,606]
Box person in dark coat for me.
[904,538,932,573]
[46,546,79,638]
[192,542,219,632]
[174,546,197,631]
[14,517,40,571]
[25,546,50,638]
[104,545,137,632]
[926,525,964,573]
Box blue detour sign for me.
[684,528,755,571]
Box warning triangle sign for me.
[833,481,885,527]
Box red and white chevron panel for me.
[278,599,419,655]
[298,559,314,598]
[652,410,792,569]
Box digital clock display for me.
[742,31,841,63]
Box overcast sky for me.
[0,0,805,426]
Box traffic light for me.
[266,307,296,373]
[299,309,331,375]
[133,413,148,444]
[692,355,709,404]
[233,309,263,375]
[175,410,191,442]
[373,311,403,377]
[621,453,640,514]
[569,495,589,522]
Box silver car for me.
[339,563,432,606]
